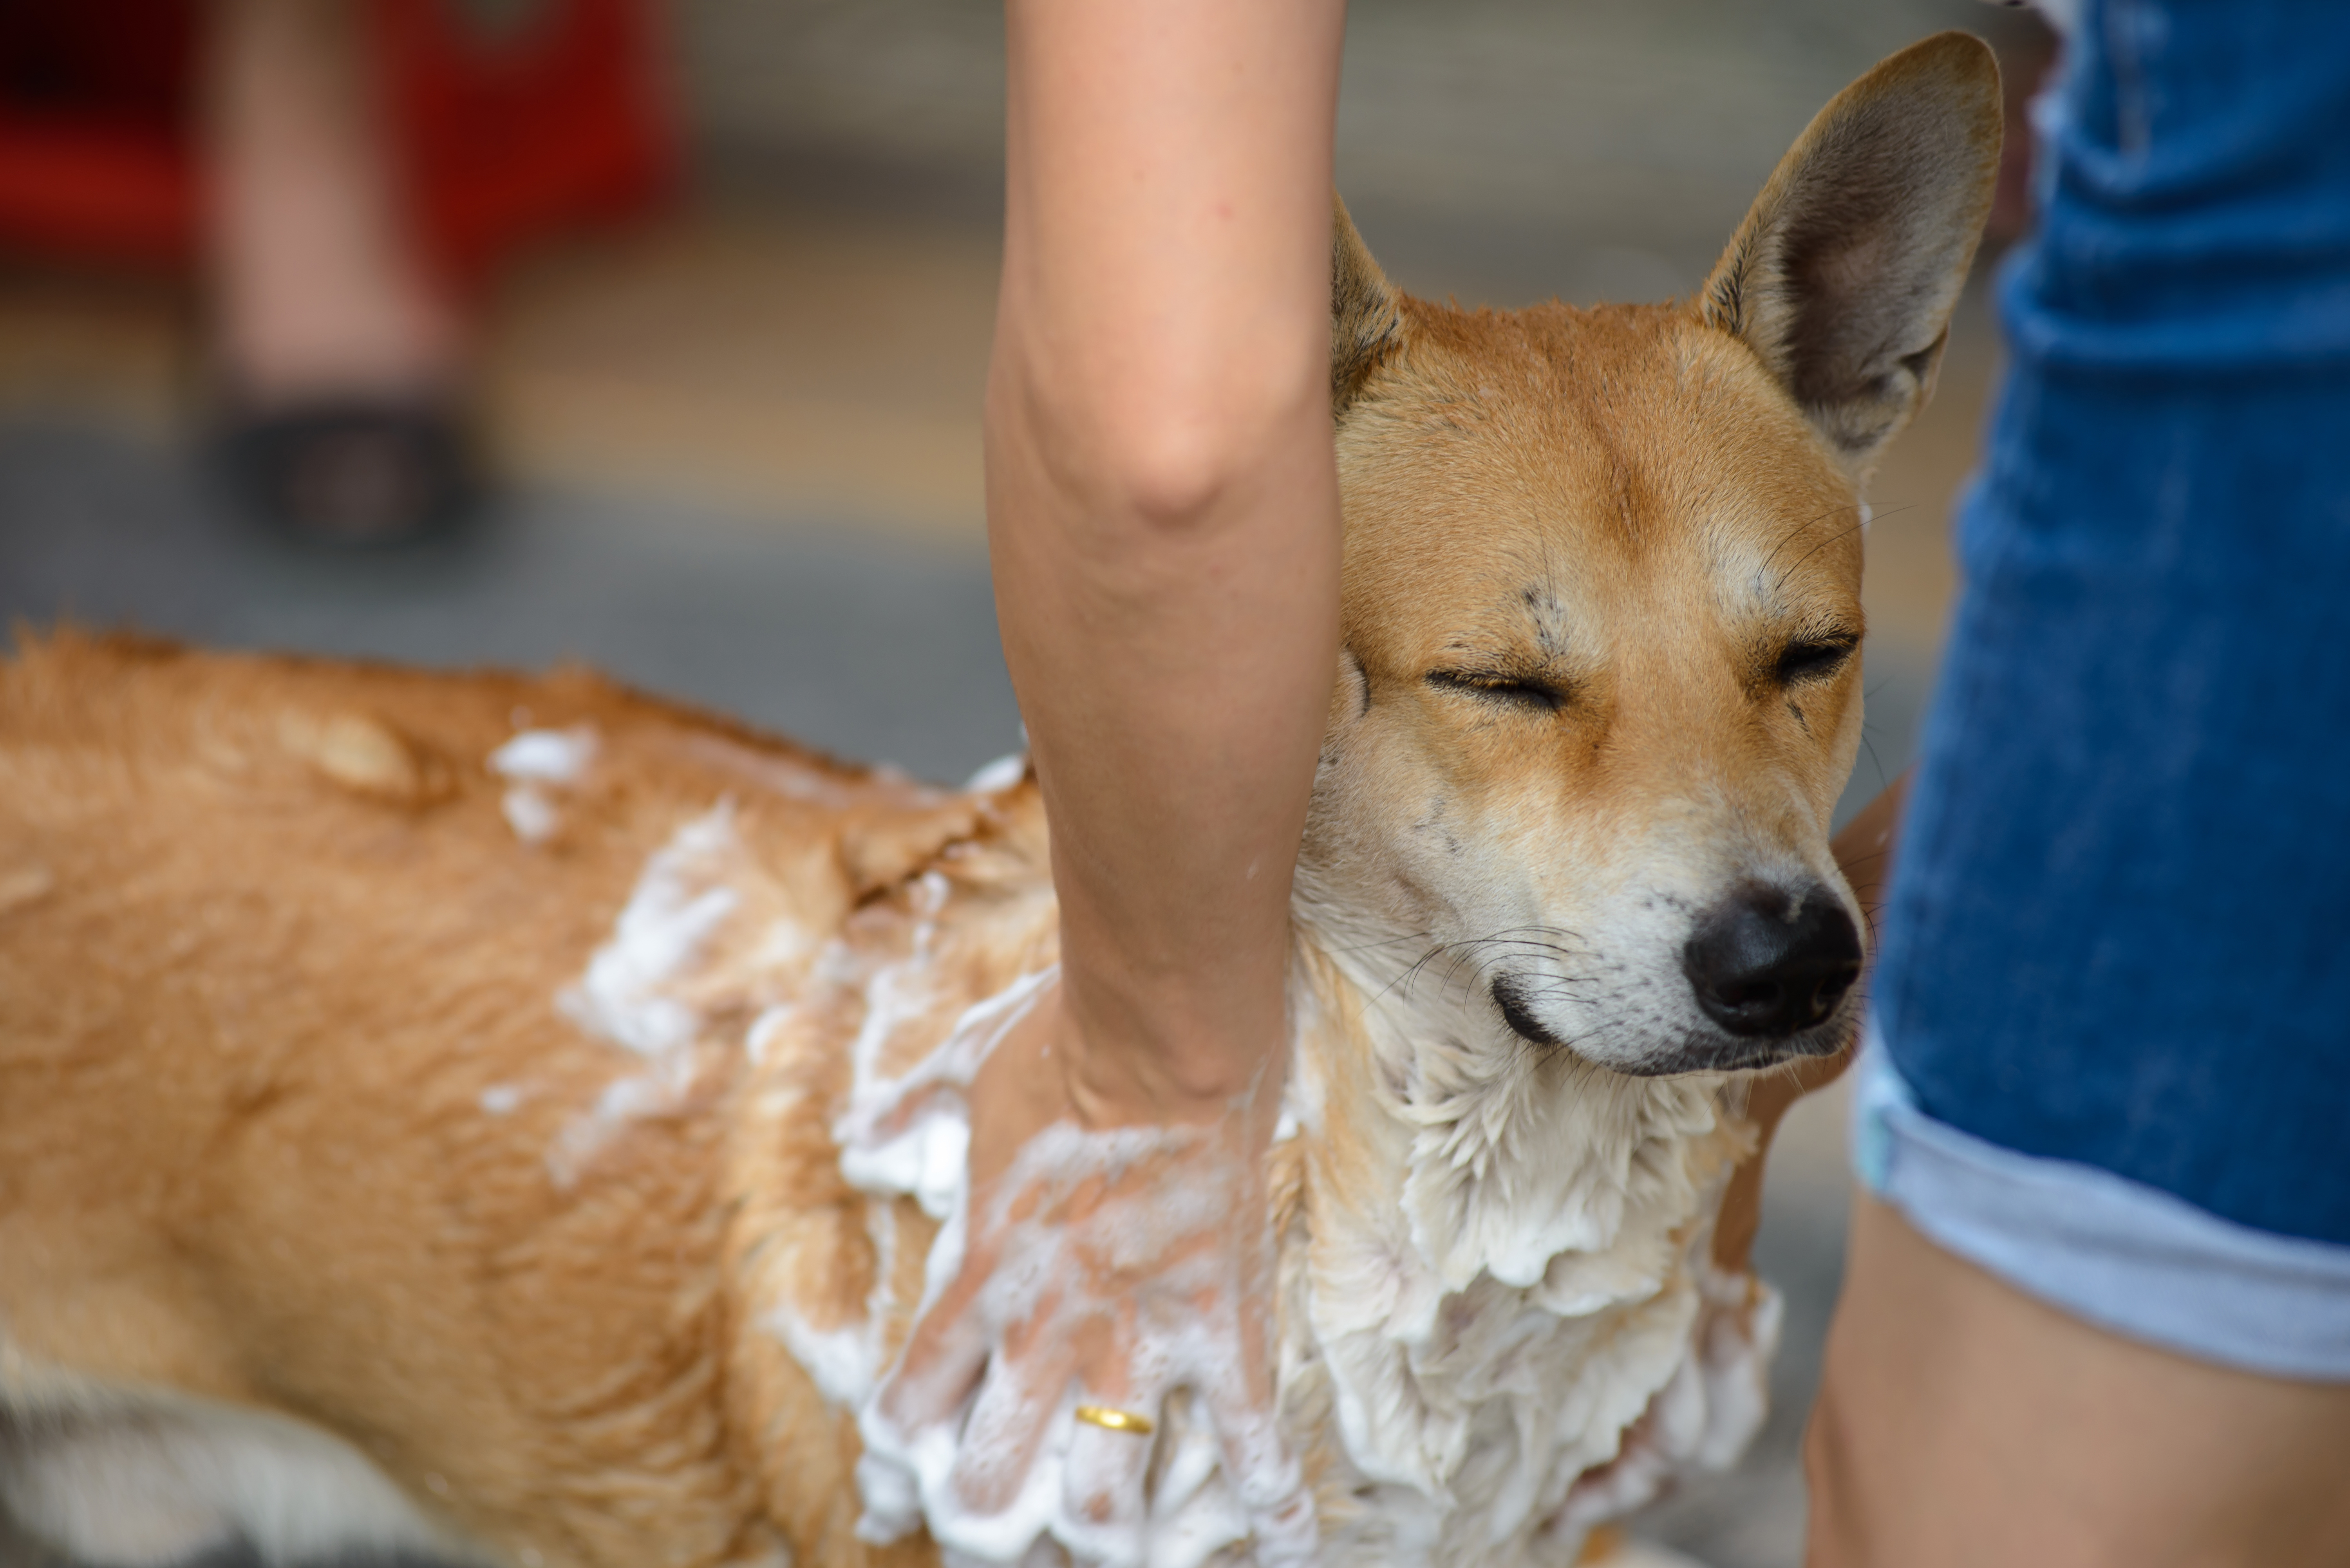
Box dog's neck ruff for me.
[555,788,1775,1568]
[1270,934,1775,1564]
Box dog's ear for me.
[1332,193,1402,419]
[1700,31,2002,466]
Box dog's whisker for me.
[1769,502,1915,598]
[1757,500,1866,579]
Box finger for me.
[873,1236,999,1435]
[842,1065,967,1159]
[1057,1308,1162,1563]
[948,1334,1074,1520]
[1060,1394,1156,1567]
[1199,1348,1317,1567]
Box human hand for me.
[853,979,1315,1568]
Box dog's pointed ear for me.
[1700,31,2003,466]
[1332,193,1403,419]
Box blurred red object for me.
[0,0,199,259]
[0,0,675,278]
[373,0,677,281]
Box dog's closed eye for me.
[1773,635,1858,685]
[1427,669,1568,712]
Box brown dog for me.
[0,33,1999,1568]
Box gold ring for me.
[1073,1404,1154,1436]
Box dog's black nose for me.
[1683,882,1862,1038]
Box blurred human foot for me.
[204,0,476,541]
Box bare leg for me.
[204,0,473,538]
[1808,1198,2350,1568]
[205,0,457,403]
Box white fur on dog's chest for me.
[1262,982,1772,1566]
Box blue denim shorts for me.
[1863,0,2350,1378]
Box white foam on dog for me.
[540,779,1778,1566]
[546,801,744,1183]
[489,726,598,784]
[490,726,598,845]
[844,1071,1316,1568]
[963,752,1029,794]
[559,802,741,1059]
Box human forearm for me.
[988,0,1348,1117]
[859,16,1349,1539]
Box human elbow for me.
[1007,345,1330,533]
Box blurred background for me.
[0,2,2056,1565]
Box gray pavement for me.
[0,422,1023,788]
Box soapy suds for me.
[813,901,1761,1566]
[547,801,748,1184]
[490,726,598,784]
[490,726,598,845]
[547,782,1778,1566]
[501,788,560,844]
[559,802,742,1059]
[851,1109,1316,1568]
[964,753,1029,795]
[745,1004,796,1069]
[764,1192,897,1408]
[818,927,1757,1567]
[834,963,1051,1223]
[762,962,1057,1429]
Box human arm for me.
[857,1,1347,1560]
[981,0,1346,1130]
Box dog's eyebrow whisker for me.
[1482,944,1589,968]
[1768,512,1878,598]
[1764,498,1917,586]
[1528,975,1601,995]
[1755,500,1865,579]
[1458,926,1595,960]
[1365,958,1421,1008]
[1388,952,1443,1004]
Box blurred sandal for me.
[215,393,479,546]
